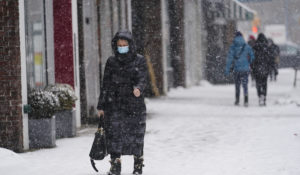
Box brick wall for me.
[0,0,23,152]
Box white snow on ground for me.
[1,68,300,175]
[0,148,31,174]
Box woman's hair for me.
[235,31,243,37]
[256,33,268,44]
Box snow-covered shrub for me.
[45,84,77,111]
[28,89,60,119]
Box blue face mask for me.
[117,46,129,54]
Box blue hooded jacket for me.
[225,36,255,75]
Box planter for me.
[29,116,56,149]
[55,109,76,138]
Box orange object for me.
[252,26,258,34]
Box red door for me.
[53,0,74,87]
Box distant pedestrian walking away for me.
[225,31,255,107]
[248,35,256,84]
[267,38,280,81]
[97,30,148,175]
[247,35,256,48]
[252,33,274,106]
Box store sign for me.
[238,0,272,2]
[265,25,287,44]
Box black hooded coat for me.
[97,30,148,156]
[252,34,273,78]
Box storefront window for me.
[25,0,47,90]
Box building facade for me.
[0,0,24,152]
[0,0,80,151]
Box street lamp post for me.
[284,0,289,40]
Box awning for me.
[206,0,256,22]
[229,0,257,21]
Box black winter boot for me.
[109,158,121,175]
[244,95,248,107]
[263,96,266,106]
[133,156,144,175]
[234,94,240,106]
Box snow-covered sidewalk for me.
[1,69,300,175]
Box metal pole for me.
[294,68,297,87]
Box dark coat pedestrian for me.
[252,34,273,77]
[252,33,274,106]
[248,35,256,48]
[268,39,280,81]
[248,35,256,82]
[97,30,148,175]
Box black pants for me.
[111,153,121,160]
[110,151,144,160]
[255,75,268,97]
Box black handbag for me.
[230,44,246,73]
[89,116,107,172]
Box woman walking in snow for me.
[225,31,255,107]
[252,33,274,106]
[97,30,148,175]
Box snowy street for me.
[2,1,300,175]
[1,69,300,175]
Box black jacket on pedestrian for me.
[252,34,274,78]
[97,30,148,156]
[269,42,280,61]
[268,41,280,74]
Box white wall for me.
[120,0,126,29]
[45,0,55,85]
[100,0,113,73]
[82,0,101,117]
[19,0,29,150]
[127,0,132,31]
[184,0,204,87]
[161,0,170,93]
[72,0,81,127]
[196,0,206,82]
[112,0,119,35]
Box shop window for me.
[25,0,47,90]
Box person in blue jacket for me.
[225,31,255,106]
